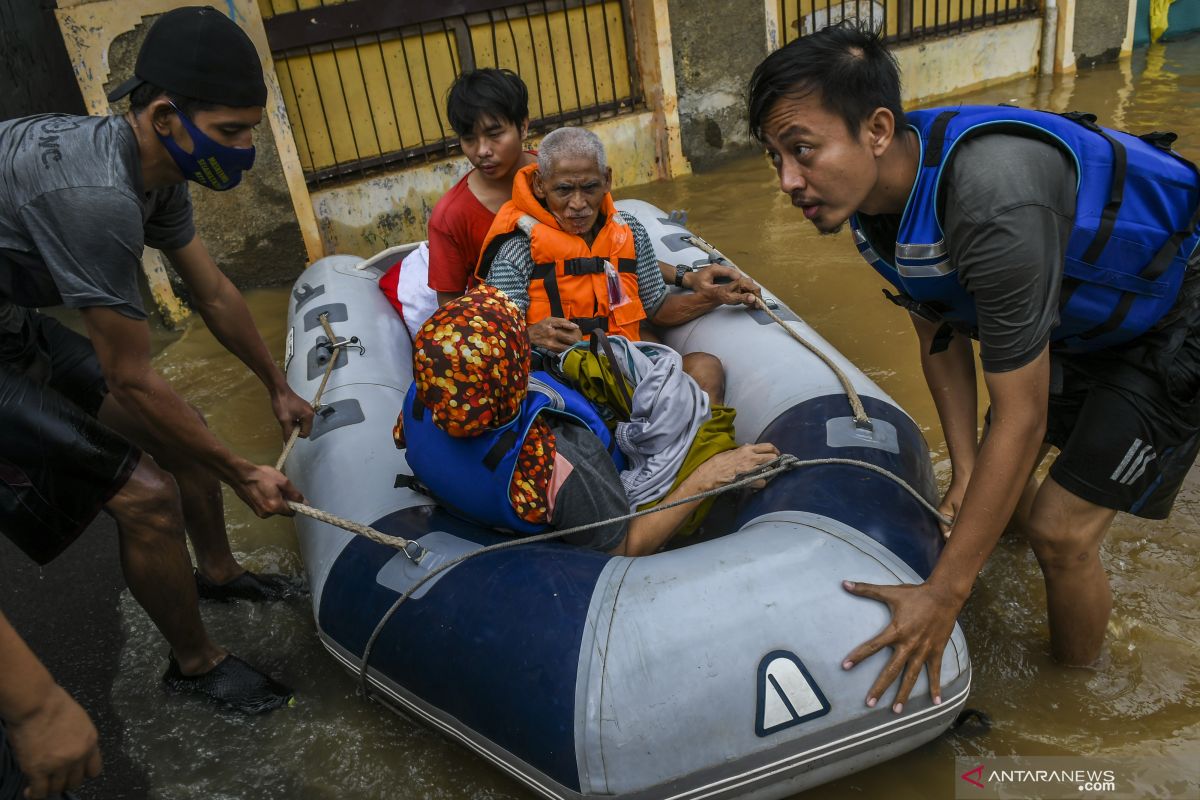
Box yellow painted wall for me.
[895,16,1042,104]
[310,110,662,258]
[777,0,1029,43]
[268,1,632,175]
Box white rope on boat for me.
[681,232,872,428]
[356,454,951,696]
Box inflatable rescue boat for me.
[283,200,971,799]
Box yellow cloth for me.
[637,404,738,537]
[559,346,739,536]
[560,346,633,422]
[1151,0,1175,43]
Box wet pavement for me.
[0,515,149,799]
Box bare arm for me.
[651,264,761,328]
[843,346,1049,711]
[0,610,101,799]
[610,443,779,556]
[164,236,313,440]
[911,315,980,528]
[80,306,303,517]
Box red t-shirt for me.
[426,171,495,294]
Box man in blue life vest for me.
[0,6,313,795]
[747,24,1200,714]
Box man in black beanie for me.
[0,7,312,797]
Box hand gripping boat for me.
[283,200,972,799]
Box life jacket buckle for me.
[1062,110,1101,132]
[1139,130,1178,152]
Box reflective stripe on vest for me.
[850,106,1200,353]
[400,371,625,534]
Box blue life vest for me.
[850,106,1200,353]
[400,370,626,534]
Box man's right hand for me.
[528,317,583,352]
[7,685,102,800]
[233,464,306,518]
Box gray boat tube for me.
[283,201,971,800]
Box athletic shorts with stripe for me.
[0,311,140,565]
[1043,310,1200,519]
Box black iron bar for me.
[580,0,602,110]
[373,30,406,157]
[520,3,548,121]
[562,0,586,124]
[540,2,567,128]
[598,0,618,105]
[305,44,341,184]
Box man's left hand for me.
[271,386,315,441]
[839,579,963,713]
[690,264,762,307]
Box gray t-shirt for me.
[858,132,1078,372]
[548,417,629,552]
[0,114,195,320]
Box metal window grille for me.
[776,0,1039,47]
[260,0,642,186]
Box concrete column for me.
[630,0,690,180]
[53,0,322,325]
[1069,0,1133,66]
[666,0,768,170]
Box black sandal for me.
[194,569,304,602]
[163,654,294,714]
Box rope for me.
[752,298,871,427]
[273,314,424,556]
[286,502,419,552]
[356,453,951,696]
[276,314,343,471]
[682,233,871,428]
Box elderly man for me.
[476,126,759,401]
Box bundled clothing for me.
[395,288,734,549]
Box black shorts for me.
[1043,316,1200,519]
[0,311,139,564]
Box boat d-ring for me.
[318,335,366,356]
[402,540,427,564]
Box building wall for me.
[897,17,1044,105]
[310,110,663,257]
[54,0,322,325]
[0,0,86,120]
[1073,0,1132,66]
[666,0,768,170]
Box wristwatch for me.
[674,264,689,288]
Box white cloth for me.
[392,242,439,340]
[588,337,711,509]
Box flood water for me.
[112,39,1199,799]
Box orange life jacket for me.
[475,164,646,340]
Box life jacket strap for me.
[394,472,433,497]
[882,287,944,323]
[572,316,609,337]
[482,428,521,471]
[531,261,568,318]
[589,330,634,412]
[1079,125,1128,264]
[929,322,956,355]
[924,110,960,170]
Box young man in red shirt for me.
[428,69,537,305]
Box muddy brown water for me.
[107,39,1199,799]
